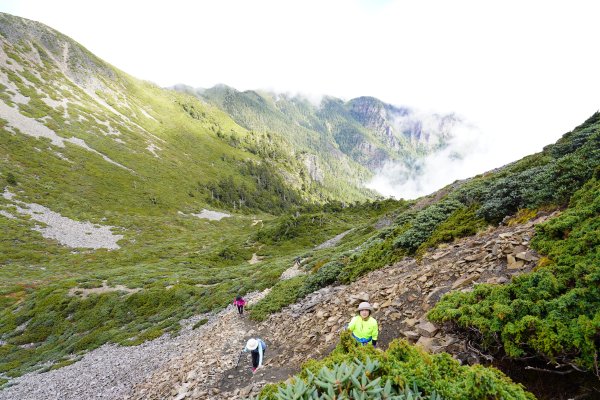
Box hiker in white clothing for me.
[241,338,267,373]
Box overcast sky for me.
[2,0,599,198]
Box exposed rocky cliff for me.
[348,96,456,151]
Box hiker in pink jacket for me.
[234,295,246,315]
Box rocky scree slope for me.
[130,215,549,399]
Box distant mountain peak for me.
[192,85,465,174]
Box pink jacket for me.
[234,298,246,306]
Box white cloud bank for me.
[366,115,540,199]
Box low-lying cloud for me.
[366,119,508,200]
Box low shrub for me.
[429,177,600,373]
[298,261,344,298]
[257,332,534,400]
[193,318,209,329]
[394,200,464,253]
[5,172,17,185]
[257,357,442,400]
[416,205,487,256]
[248,276,307,322]
[337,222,413,284]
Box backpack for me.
[258,339,267,351]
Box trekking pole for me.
[235,351,243,368]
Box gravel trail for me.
[0,292,264,400]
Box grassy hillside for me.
[0,12,386,377]
[1,12,598,397]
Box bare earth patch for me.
[279,263,306,280]
[2,189,124,250]
[248,253,263,264]
[179,209,231,221]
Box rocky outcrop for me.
[348,96,457,151]
[301,153,324,183]
[348,97,406,151]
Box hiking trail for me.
[0,216,556,399]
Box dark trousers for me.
[251,350,265,368]
[237,305,244,314]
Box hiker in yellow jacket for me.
[348,302,379,347]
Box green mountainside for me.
[176,84,459,196]
[0,12,599,399]
[0,12,387,379]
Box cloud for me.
[366,117,507,199]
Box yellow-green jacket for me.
[348,315,378,341]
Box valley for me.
[1,12,599,400]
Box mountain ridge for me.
[178,83,462,174]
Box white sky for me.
[2,0,600,198]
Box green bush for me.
[257,332,534,400]
[257,357,442,400]
[416,205,487,255]
[394,200,464,253]
[335,220,415,284]
[5,172,17,185]
[193,318,209,329]
[429,177,600,372]
[249,276,307,321]
[547,112,600,158]
[476,155,594,222]
[339,234,405,284]
[298,261,344,298]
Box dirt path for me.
[216,315,297,395]
[129,291,301,399]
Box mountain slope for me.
[0,217,544,400]
[1,12,599,400]
[175,84,461,191]
[238,112,600,399]
[0,12,389,380]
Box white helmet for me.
[246,338,258,350]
